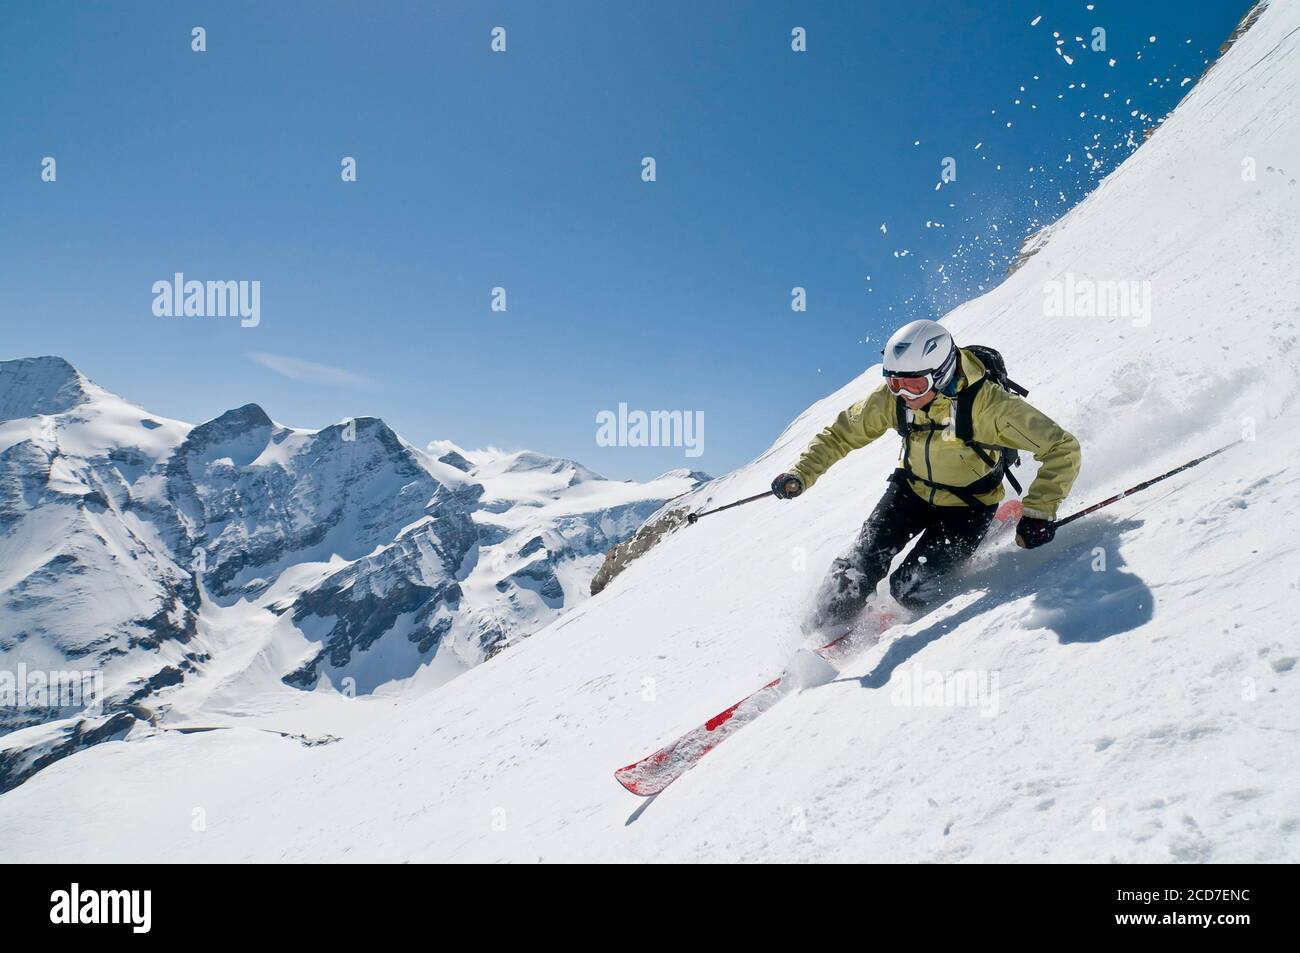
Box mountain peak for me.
[214,403,275,430]
[0,355,93,422]
[504,450,604,482]
[656,468,712,485]
[174,403,275,464]
[437,449,474,472]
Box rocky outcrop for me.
[0,712,137,794]
[282,500,479,689]
[590,507,692,596]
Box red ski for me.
[615,515,1036,797]
[613,621,883,796]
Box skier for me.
[771,319,1081,629]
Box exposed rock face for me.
[277,464,706,688]
[590,507,693,596]
[1217,3,1268,62]
[282,488,481,690]
[496,558,564,605]
[1006,222,1059,276]
[156,411,441,598]
[0,712,137,795]
[0,356,91,421]
[437,449,474,472]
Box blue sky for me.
[0,0,1252,480]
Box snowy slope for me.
[2,0,1299,862]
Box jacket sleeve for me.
[976,388,1081,520]
[792,385,896,491]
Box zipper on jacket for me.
[923,427,937,503]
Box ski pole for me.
[686,490,773,525]
[1053,439,1243,529]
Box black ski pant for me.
[816,475,995,626]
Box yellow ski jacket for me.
[791,349,1081,519]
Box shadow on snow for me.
[855,516,1153,690]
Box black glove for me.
[1015,516,1056,549]
[771,473,804,500]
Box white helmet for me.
[881,319,958,396]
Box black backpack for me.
[892,344,1028,508]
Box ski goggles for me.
[885,373,936,397]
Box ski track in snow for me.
[2,1,1300,863]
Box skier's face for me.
[901,390,937,411]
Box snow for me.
[0,365,698,750]
[2,0,1299,862]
